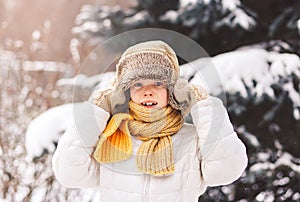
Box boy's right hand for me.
[90,89,114,113]
[89,88,128,115]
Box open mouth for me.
[141,102,158,107]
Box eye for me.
[154,81,165,87]
[132,82,143,88]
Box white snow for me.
[0,49,20,70]
[25,103,80,158]
[187,48,300,118]
[160,10,178,23]
[22,60,72,73]
[255,191,275,202]
[180,0,241,11]
[81,188,101,202]
[233,8,256,30]
[272,177,290,186]
[216,8,256,30]
[268,52,300,78]
[293,193,300,200]
[70,38,81,63]
[123,11,149,25]
[250,152,300,174]
[236,125,260,147]
[294,108,300,120]
[257,152,270,162]
[56,72,115,89]
[179,0,255,31]
[179,0,198,7]
[275,152,300,173]
[222,0,240,11]
[32,30,41,41]
[82,21,100,33]
[189,49,272,96]
[30,187,47,202]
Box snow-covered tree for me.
[72,0,300,55]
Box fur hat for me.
[115,40,179,91]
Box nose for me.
[143,85,154,97]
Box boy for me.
[52,40,247,201]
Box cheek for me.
[160,89,168,105]
[130,89,140,102]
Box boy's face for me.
[130,79,168,109]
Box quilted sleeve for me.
[52,101,110,188]
[191,96,248,186]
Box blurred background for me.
[0,0,299,201]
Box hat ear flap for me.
[111,88,130,115]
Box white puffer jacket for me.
[52,96,248,202]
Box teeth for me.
[142,102,157,106]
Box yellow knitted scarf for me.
[93,101,183,175]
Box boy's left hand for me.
[173,79,209,115]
